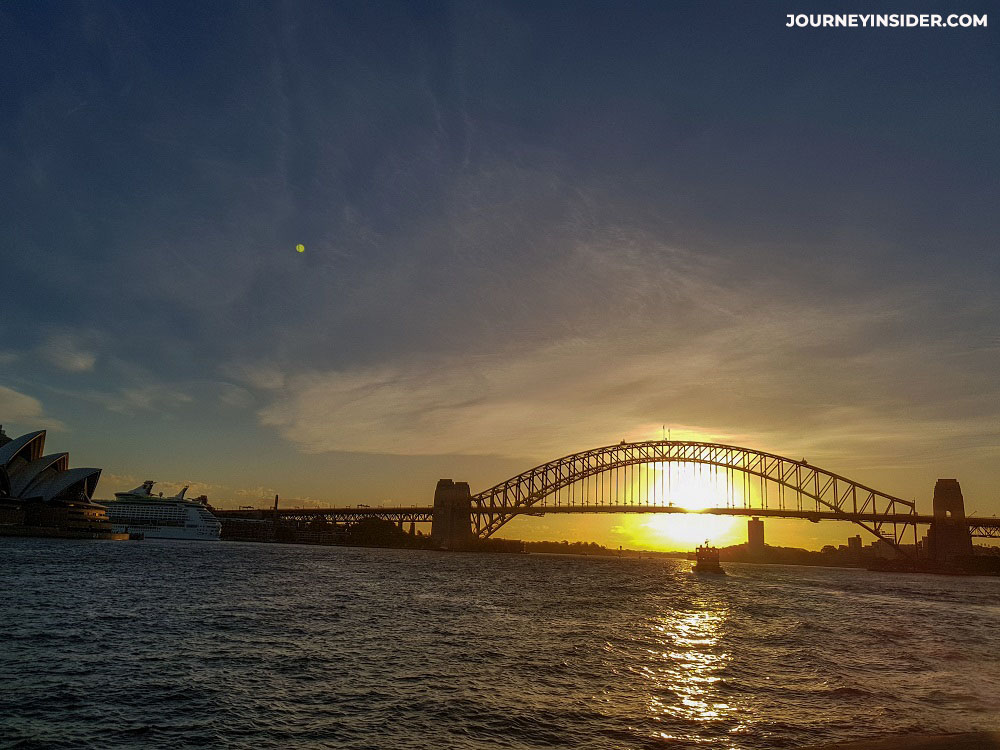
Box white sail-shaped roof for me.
[8,453,70,496]
[0,430,101,501]
[0,430,46,471]
[21,467,102,502]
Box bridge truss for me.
[968,522,1000,539]
[471,441,919,550]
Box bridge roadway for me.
[214,505,1000,538]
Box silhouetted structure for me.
[214,442,1000,559]
[748,517,765,560]
[0,425,121,539]
[467,441,919,550]
[693,544,725,574]
[926,479,974,563]
[431,479,473,549]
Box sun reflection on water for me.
[642,603,744,743]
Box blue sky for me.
[1,1,997,548]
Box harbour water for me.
[1,539,998,749]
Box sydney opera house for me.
[0,425,123,538]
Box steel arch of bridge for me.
[471,441,918,549]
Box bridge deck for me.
[214,505,1000,536]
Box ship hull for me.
[692,563,726,574]
[110,524,220,541]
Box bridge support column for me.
[747,517,765,561]
[431,479,473,550]
[926,479,973,563]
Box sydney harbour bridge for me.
[216,440,1000,556]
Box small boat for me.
[693,543,726,574]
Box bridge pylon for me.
[431,479,473,550]
[926,479,973,562]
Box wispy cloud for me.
[50,383,193,416]
[37,333,97,372]
[250,278,999,467]
[45,358,252,417]
[0,384,64,430]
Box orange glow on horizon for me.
[637,514,743,550]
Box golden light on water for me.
[645,606,735,739]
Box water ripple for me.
[1,540,999,749]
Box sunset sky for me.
[2,2,997,550]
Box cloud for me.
[0,384,64,429]
[217,382,255,408]
[250,275,1000,468]
[222,364,286,391]
[110,385,193,413]
[50,383,193,416]
[38,334,97,372]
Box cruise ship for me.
[97,481,221,540]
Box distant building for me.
[869,538,897,560]
[848,535,862,556]
[747,517,765,559]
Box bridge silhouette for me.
[216,440,1000,553]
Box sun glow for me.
[630,463,745,549]
[538,458,756,551]
[641,514,742,549]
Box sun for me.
[626,463,745,549]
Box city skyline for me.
[2,2,997,550]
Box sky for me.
[1,1,998,550]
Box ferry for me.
[692,543,726,574]
[96,481,221,541]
